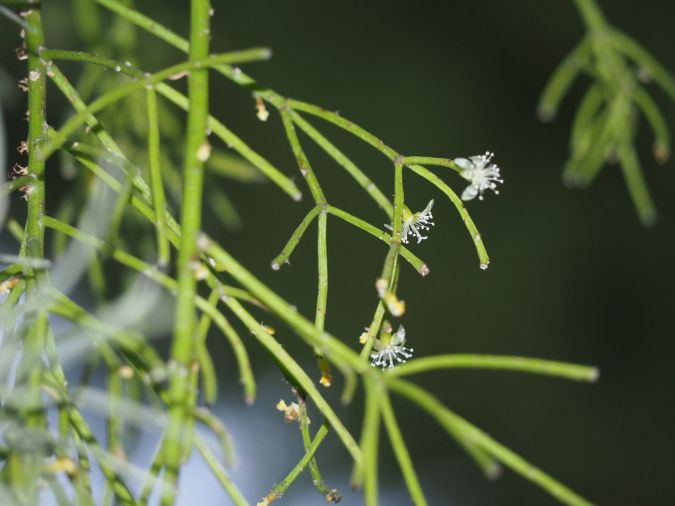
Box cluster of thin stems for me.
[0,1,606,505]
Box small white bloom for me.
[370,325,413,370]
[455,151,503,201]
[385,199,435,244]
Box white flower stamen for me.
[370,325,414,370]
[455,151,503,201]
[385,199,435,244]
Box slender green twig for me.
[164,4,214,486]
[258,419,331,505]
[297,397,340,502]
[145,88,171,267]
[379,390,427,506]
[387,354,599,382]
[271,205,322,269]
[194,436,248,506]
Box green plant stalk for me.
[633,87,670,161]
[617,141,657,226]
[106,366,126,466]
[39,49,271,161]
[388,354,599,381]
[573,0,606,32]
[376,160,404,316]
[164,4,213,485]
[357,378,381,505]
[194,436,248,506]
[271,205,321,269]
[279,107,334,387]
[7,8,49,503]
[401,156,461,173]
[195,289,220,405]
[146,88,171,266]
[280,107,326,204]
[389,379,594,506]
[259,419,331,505]
[379,391,427,506]
[537,37,591,121]
[297,399,339,501]
[292,112,393,217]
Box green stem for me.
[146,88,171,266]
[163,2,213,499]
[194,436,248,506]
[379,391,427,505]
[271,205,322,270]
[259,419,331,505]
[387,354,599,381]
[297,399,340,502]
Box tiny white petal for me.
[461,185,478,201]
[454,157,473,171]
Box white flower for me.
[455,151,503,201]
[370,325,413,370]
[385,199,435,244]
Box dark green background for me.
[2,1,675,504]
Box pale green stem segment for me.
[633,86,671,162]
[379,391,427,506]
[537,37,591,121]
[43,50,302,202]
[297,399,340,502]
[145,88,171,267]
[39,49,272,161]
[401,156,461,174]
[617,141,657,226]
[194,436,248,506]
[9,9,49,503]
[195,289,220,405]
[260,418,331,505]
[163,1,212,497]
[280,107,326,204]
[375,160,404,316]
[387,354,599,382]
[271,205,322,269]
[354,378,381,505]
[389,379,595,506]
[279,106,333,386]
